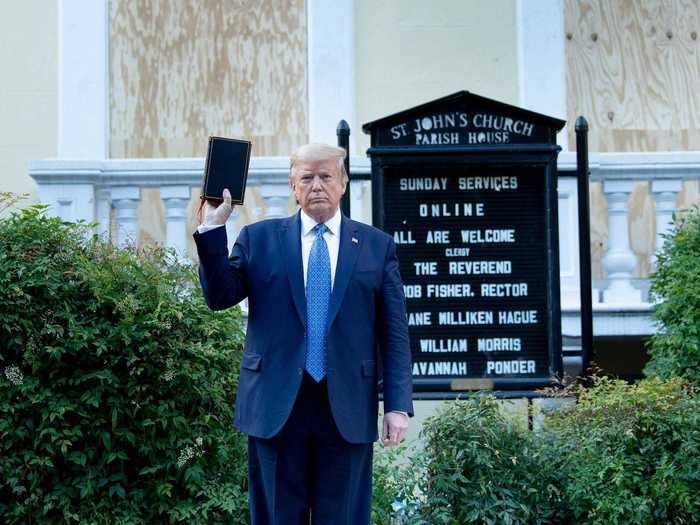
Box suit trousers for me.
[247,372,373,525]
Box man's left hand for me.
[382,411,409,447]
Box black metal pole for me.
[337,120,351,217]
[575,116,593,376]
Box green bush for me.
[373,378,700,525]
[372,442,425,525]
[418,397,562,525]
[547,377,700,524]
[373,209,700,525]
[0,201,248,524]
[645,206,700,385]
[372,397,564,525]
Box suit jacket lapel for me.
[327,215,360,331]
[280,212,306,328]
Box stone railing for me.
[29,152,700,336]
[557,151,700,336]
[29,157,372,257]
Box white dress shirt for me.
[299,208,340,290]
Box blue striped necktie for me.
[305,223,330,382]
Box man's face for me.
[290,158,347,222]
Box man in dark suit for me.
[194,143,413,524]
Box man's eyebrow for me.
[299,169,333,175]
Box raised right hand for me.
[200,188,234,226]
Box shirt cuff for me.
[197,223,225,234]
[389,411,408,417]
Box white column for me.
[349,180,369,224]
[37,183,96,223]
[160,186,191,258]
[651,180,682,258]
[602,180,641,304]
[557,177,581,307]
[516,0,568,149]
[58,0,109,158]
[94,187,111,238]
[111,187,140,248]
[307,0,355,147]
[260,183,290,219]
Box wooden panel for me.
[565,0,700,152]
[110,0,307,158]
[628,182,655,277]
[138,188,164,248]
[678,180,700,213]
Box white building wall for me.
[354,0,520,153]
[0,0,59,204]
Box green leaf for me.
[108,484,126,499]
[101,431,111,451]
[66,451,86,466]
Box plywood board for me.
[110,0,308,158]
[565,0,700,152]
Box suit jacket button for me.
[297,368,302,376]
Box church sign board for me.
[363,91,566,392]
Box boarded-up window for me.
[565,0,700,152]
[110,0,308,158]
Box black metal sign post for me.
[363,91,566,393]
[575,116,593,376]
[337,119,351,217]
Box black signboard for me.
[363,91,566,391]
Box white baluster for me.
[349,179,369,223]
[37,183,95,223]
[260,182,290,219]
[160,185,191,258]
[111,187,141,248]
[601,180,641,304]
[95,188,111,239]
[651,180,682,260]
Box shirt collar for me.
[300,207,341,237]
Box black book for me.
[201,136,252,204]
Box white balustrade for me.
[111,187,141,248]
[36,183,95,224]
[160,185,191,258]
[651,179,683,260]
[601,180,641,304]
[95,188,111,237]
[27,152,700,337]
[260,186,290,219]
[349,178,371,224]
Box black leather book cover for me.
[201,136,251,204]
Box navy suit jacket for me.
[193,211,413,444]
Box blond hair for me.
[289,143,348,183]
